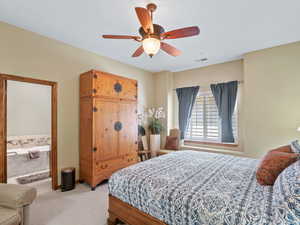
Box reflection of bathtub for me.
[7,145,50,156]
[7,145,51,178]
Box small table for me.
[138,150,151,161]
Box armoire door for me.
[92,71,137,101]
[93,72,119,99]
[117,78,137,101]
[118,102,138,156]
[93,99,119,162]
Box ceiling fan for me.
[102,3,200,58]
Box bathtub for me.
[7,145,50,156]
[7,145,51,178]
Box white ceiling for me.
[0,0,300,72]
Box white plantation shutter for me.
[186,95,205,139]
[205,94,220,141]
[185,91,238,143]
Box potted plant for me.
[147,107,165,157]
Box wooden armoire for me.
[79,70,138,190]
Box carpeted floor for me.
[29,182,109,225]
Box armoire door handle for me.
[114,82,122,93]
[114,121,122,131]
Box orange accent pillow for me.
[256,151,298,186]
[270,145,292,153]
[165,136,179,150]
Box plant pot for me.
[150,134,160,157]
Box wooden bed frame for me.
[108,195,167,225]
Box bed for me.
[108,150,274,225]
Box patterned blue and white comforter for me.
[109,151,274,225]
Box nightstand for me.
[157,149,178,156]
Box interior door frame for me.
[0,73,58,190]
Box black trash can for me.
[61,167,75,192]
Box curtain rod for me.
[173,80,244,91]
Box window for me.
[185,91,238,143]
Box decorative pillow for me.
[272,160,300,223]
[291,140,300,153]
[256,151,299,186]
[270,145,292,153]
[164,136,179,150]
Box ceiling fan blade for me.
[161,42,181,56]
[102,35,140,40]
[162,26,200,39]
[135,7,154,34]
[132,46,144,57]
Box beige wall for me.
[174,60,244,89]
[0,22,155,182]
[153,71,174,146]
[7,81,51,136]
[243,41,300,158]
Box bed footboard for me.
[108,195,166,225]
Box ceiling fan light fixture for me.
[142,37,161,57]
[102,3,200,58]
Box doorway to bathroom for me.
[0,74,57,191]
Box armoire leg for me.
[78,179,84,184]
[91,186,96,191]
[107,212,118,225]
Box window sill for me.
[181,144,245,157]
[184,140,238,148]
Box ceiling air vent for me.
[195,58,208,62]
